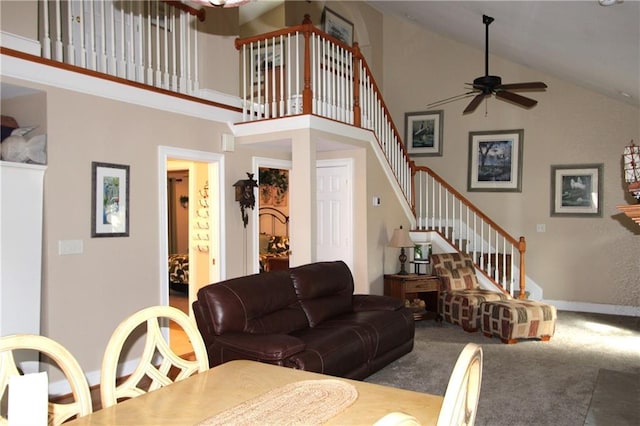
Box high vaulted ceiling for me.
[366,0,640,108]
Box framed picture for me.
[467,129,524,192]
[91,162,130,237]
[253,42,283,82]
[321,7,354,46]
[550,164,603,217]
[404,110,444,157]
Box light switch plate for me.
[59,240,83,255]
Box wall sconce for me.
[389,226,414,275]
[623,140,640,203]
[233,172,258,227]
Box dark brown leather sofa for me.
[193,261,415,380]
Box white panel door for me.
[316,161,353,270]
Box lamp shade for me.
[389,226,414,248]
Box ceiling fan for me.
[428,14,547,114]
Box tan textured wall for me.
[0,75,261,375]
[0,1,37,40]
[381,16,640,307]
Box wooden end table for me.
[384,274,442,321]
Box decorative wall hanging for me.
[404,110,443,157]
[91,162,130,237]
[468,129,523,192]
[321,7,354,46]
[551,164,603,217]
[233,172,258,228]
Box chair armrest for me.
[214,333,306,361]
[352,294,404,312]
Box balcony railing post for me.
[352,42,361,127]
[518,236,526,299]
[302,15,313,115]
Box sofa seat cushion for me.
[196,270,308,336]
[288,325,369,377]
[324,308,415,359]
[290,261,354,327]
[213,333,305,361]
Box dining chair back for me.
[100,305,209,408]
[0,334,92,425]
[436,343,483,426]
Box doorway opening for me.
[253,157,291,274]
[159,146,224,356]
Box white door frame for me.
[158,146,225,314]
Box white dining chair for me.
[436,343,483,426]
[0,334,92,425]
[374,411,421,425]
[100,305,209,408]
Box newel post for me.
[352,42,362,127]
[302,15,313,115]
[518,236,526,299]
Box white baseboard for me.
[544,299,640,317]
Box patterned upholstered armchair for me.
[431,252,510,332]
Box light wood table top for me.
[69,360,443,425]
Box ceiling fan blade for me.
[463,93,487,114]
[496,90,538,108]
[497,82,548,91]
[426,91,477,108]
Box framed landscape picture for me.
[91,162,130,237]
[404,110,444,157]
[551,164,603,217]
[467,129,523,192]
[321,7,354,46]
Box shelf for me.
[617,204,640,226]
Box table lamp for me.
[389,226,414,275]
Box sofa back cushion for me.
[289,261,354,327]
[196,270,309,335]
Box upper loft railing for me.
[39,0,204,95]
[235,15,413,208]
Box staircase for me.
[30,1,526,298]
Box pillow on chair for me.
[438,266,479,291]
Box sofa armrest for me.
[352,294,404,312]
[214,333,306,361]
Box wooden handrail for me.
[413,165,520,247]
[163,1,206,22]
[357,51,410,161]
[518,236,526,299]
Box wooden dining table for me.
[68,360,443,425]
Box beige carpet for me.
[365,311,640,426]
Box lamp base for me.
[397,248,409,275]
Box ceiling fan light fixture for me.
[598,0,622,6]
[191,0,250,8]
